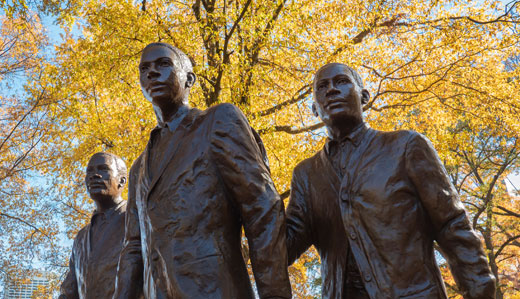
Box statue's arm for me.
[405,133,496,299]
[210,103,292,299]
[113,161,144,299]
[286,167,313,265]
[58,252,79,299]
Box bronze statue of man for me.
[286,63,496,299]
[113,42,291,299]
[59,152,128,299]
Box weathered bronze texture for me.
[113,43,291,299]
[59,152,128,299]
[286,63,496,299]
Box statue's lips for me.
[88,182,106,189]
[325,99,347,109]
[148,83,167,93]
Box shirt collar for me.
[156,105,190,133]
[91,200,125,221]
[325,122,370,155]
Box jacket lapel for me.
[141,141,153,191]
[85,222,92,259]
[318,149,341,194]
[146,108,199,199]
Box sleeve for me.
[405,133,496,299]
[58,252,79,299]
[210,103,292,299]
[113,159,144,299]
[251,127,271,172]
[286,166,313,265]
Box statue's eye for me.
[140,65,149,72]
[161,60,171,67]
[318,82,327,90]
[337,78,349,84]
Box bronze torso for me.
[286,124,495,299]
[59,201,126,299]
[114,103,291,299]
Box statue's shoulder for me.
[375,127,416,138]
[204,103,245,120]
[128,154,144,177]
[374,129,438,156]
[373,128,422,144]
[293,149,326,176]
[72,224,90,246]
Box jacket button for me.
[349,231,356,239]
[364,274,372,282]
[341,193,349,201]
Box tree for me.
[439,125,520,299]
[0,8,62,297]
[1,0,519,296]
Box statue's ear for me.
[361,89,370,106]
[311,102,319,118]
[186,72,196,88]
[119,176,127,188]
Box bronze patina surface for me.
[286,63,496,299]
[113,43,291,299]
[59,152,128,299]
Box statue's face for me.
[85,154,122,201]
[313,64,365,126]
[139,45,187,111]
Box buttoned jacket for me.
[59,201,126,299]
[113,103,291,299]
[286,124,495,299]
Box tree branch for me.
[0,89,43,153]
[258,122,324,135]
[253,85,311,118]
[496,205,520,218]
[0,212,52,241]
[495,234,520,257]
[223,0,251,63]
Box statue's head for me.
[85,152,127,204]
[139,43,196,120]
[312,63,369,135]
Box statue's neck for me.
[154,103,189,126]
[94,195,122,214]
[328,118,364,141]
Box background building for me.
[3,277,49,299]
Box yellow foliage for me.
[1,0,520,297]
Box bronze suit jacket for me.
[114,103,291,299]
[286,124,495,299]
[59,201,126,299]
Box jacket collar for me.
[325,122,370,156]
[91,199,125,222]
[155,105,190,133]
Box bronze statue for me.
[59,152,128,299]
[113,43,291,299]
[286,63,496,299]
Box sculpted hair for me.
[142,42,193,74]
[313,63,364,89]
[89,152,127,178]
